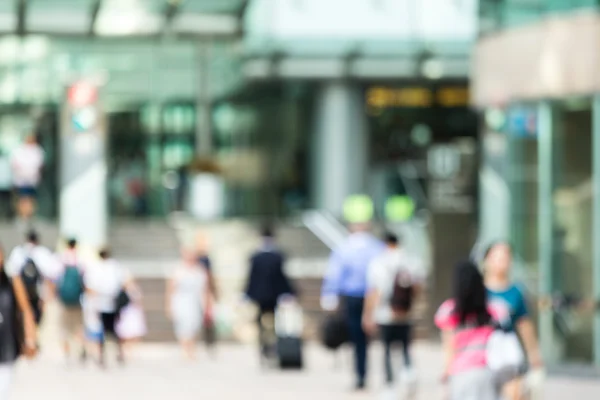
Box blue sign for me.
[507,106,537,138]
[72,107,97,133]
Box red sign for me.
[68,82,97,107]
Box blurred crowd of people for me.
[0,132,545,400]
[318,223,543,400]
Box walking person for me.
[10,134,44,228]
[362,233,425,392]
[321,223,384,390]
[483,242,543,400]
[166,248,211,361]
[84,249,131,367]
[56,238,87,364]
[6,231,61,326]
[435,260,508,400]
[0,245,37,399]
[244,225,296,365]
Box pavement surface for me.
[10,342,600,400]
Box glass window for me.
[550,99,594,364]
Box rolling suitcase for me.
[275,298,304,369]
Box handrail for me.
[302,209,348,250]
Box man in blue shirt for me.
[321,224,385,390]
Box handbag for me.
[115,289,131,314]
[321,312,349,351]
[486,326,525,377]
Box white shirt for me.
[84,259,128,313]
[367,248,425,325]
[59,249,86,275]
[10,143,44,187]
[6,243,62,282]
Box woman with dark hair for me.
[484,242,542,400]
[435,261,508,400]
[0,245,37,398]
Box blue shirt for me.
[487,284,529,331]
[321,232,385,299]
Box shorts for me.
[60,307,83,339]
[100,312,120,340]
[15,186,37,198]
[86,329,104,343]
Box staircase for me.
[277,226,331,258]
[0,220,60,252]
[108,220,181,342]
[109,220,180,260]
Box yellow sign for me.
[366,86,469,110]
[437,87,470,107]
[367,87,433,108]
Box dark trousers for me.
[343,296,367,383]
[380,323,412,383]
[99,312,123,363]
[257,302,277,360]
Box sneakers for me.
[402,367,417,385]
[402,367,417,398]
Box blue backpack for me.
[59,266,84,307]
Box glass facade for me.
[481,98,600,368]
[480,0,599,35]
[0,35,244,220]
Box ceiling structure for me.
[1,0,248,37]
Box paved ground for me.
[10,342,600,400]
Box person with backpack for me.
[57,238,86,364]
[5,231,61,326]
[362,233,425,392]
[0,244,38,399]
[435,260,509,400]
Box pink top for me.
[435,299,508,375]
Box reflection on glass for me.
[551,102,593,364]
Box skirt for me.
[450,368,500,400]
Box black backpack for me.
[21,257,42,308]
[390,269,414,314]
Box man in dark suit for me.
[244,224,296,363]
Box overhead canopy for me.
[1,0,247,37]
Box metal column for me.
[592,95,600,367]
[196,41,212,155]
[537,101,555,364]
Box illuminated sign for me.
[343,195,374,223]
[68,82,98,107]
[385,196,415,222]
[366,86,469,110]
[72,107,98,132]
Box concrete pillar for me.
[311,81,368,217]
[59,81,108,252]
[196,41,212,155]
